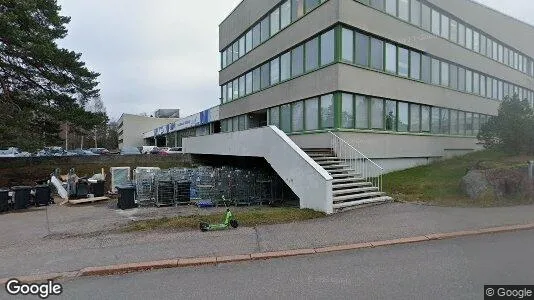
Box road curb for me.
[3,223,534,282]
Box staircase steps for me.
[332,182,373,189]
[333,187,379,196]
[332,196,393,210]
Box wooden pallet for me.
[68,197,110,205]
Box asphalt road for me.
[15,229,533,300]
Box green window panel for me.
[385,43,397,74]
[305,38,319,72]
[280,104,291,133]
[341,28,354,63]
[291,45,304,76]
[320,94,334,129]
[341,93,354,128]
[356,32,370,67]
[398,47,409,77]
[355,95,369,129]
[270,8,280,36]
[385,100,397,131]
[370,38,384,71]
[292,101,304,132]
[409,104,421,132]
[397,102,409,132]
[409,51,421,80]
[305,98,319,131]
[320,29,335,65]
[280,52,291,81]
[371,98,384,129]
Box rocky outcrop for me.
[461,168,534,200]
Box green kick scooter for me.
[199,208,239,232]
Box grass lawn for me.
[122,207,325,232]
[383,150,534,207]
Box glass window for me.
[370,0,385,11]
[292,101,304,132]
[473,72,479,95]
[458,23,465,46]
[342,28,354,63]
[305,98,319,130]
[280,52,291,81]
[370,38,384,71]
[226,49,232,65]
[280,104,291,133]
[385,43,397,74]
[458,111,466,135]
[221,84,226,102]
[270,57,280,85]
[466,27,473,50]
[291,45,304,77]
[221,51,227,69]
[487,38,493,58]
[449,64,458,90]
[504,47,509,66]
[252,24,261,48]
[410,51,421,80]
[239,36,245,57]
[385,0,396,16]
[260,62,270,89]
[492,78,498,99]
[227,82,232,100]
[409,104,421,132]
[421,54,431,83]
[399,0,409,21]
[239,115,246,131]
[356,32,370,67]
[410,0,421,26]
[305,0,320,13]
[450,110,458,135]
[440,62,449,86]
[245,30,253,53]
[227,118,233,132]
[473,114,480,136]
[498,44,503,63]
[473,31,479,52]
[398,102,409,132]
[233,79,239,99]
[341,93,354,128]
[498,81,503,100]
[480,34,487,56]
[450,19,458,43]
[281,1,291,29]
[320,29,335,65]
[421,3,431,31]
[305,38,319,71]
[458,67,465,91]
[270,8,280,36]
[465,70,472,93]
[232,42,239,62]
[480,75,486,97]
[493,42,498,61]
[270,107,280,128]
[465,112,473,136]
[239,76,245,97]
[385,100,397,131]
[245,72,252,95]
[398,47,409,77]
[252,68,260,92]
[441,15,449,39]
[356,95,369,129]
[431,9,440,35]
[440,108,449,134]
[421,106,430,132]
[486,77,492,98]
[233,117,238,132]
[431,107,440,134]
[431,58,440,85]
[260,17,270,43]
[320,94,334,128]
[292,0,304,20]
[371,98,384,129]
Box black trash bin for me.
[117,185,136,210]
[90,181,105,197]
[34,185,52,207]
[76,180,89,199]
[11,186,32,210]
[0,189,9,212]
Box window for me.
[280,52,291,81]
[370,38,384,71]
[385,100,397,131]
[398,0,409,21]
[227,82,233,100]
[449,64,458,90]
[305,98,319,130]
[450,20,458,43]
[473,31,479,52]
[421,54,431,83]
[260,17,270,43]
[385,0,396,16]
[270,8,280,36]
[280,104,291,133]
[291,45,304,76]
[260,62,270,89]
[356,95,369,129]
[487,38,493,58]
[292,101,304,132]
[498,81,503,100]
[320,94,334,128]
[221,85,226,102]
[466,113,473,136]
[504,47,509,66]
[398,47,409,77]
[252,68,260,92]
[252,24,261,48]
[431,58,440,85]
[480,34,487,55]
[245,72,252,95]
[421,106,431,132]
[440,108,449,134]
[233,117,238,132]
[458,67,465,91]
[270,57,280,85]
[458,23,465,46]
[486,77,492,99]
[239,76,245,97]
[342,28,354,63]
[421,3,431,31]
[498,44,503,63]
[465,27,473,50]
[341,93,354,128]
[239,36,245,57]
[410,51,421,80]
[221,52,227,69]
[226,49,232,66]
[473,72,479,95]
[398,102,409,132]
[431,9,440,35]
[227,118,233,132]
[356,32,370,66]
[370,0,385,11]
[473,114,480,136]
[431,107,440,134]
[458,111,466,135]
[269,106,280,127]
[233,79,239,99]
[239,115,246,131]
[480,75,486,97]
[305,38,319,71]
[292,0,304,20]
[492,78,498,99]
[320,29,335,65]
[371,98,384,129]
[410,104,420,132]
[245,30,253,53]
[385,43,397,74]
[440,15,449,39]
[410,0,421,26]
[450,110,458,135]
[232,42,239,62]
[281,1,291,29]
[493,42,498,61]
[465,70,472,93]
[305,0,320,13]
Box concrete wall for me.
[118,114,179,150]
[183,126,334,214]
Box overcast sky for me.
[57,0,534,121]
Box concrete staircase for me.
[303,148,392,211]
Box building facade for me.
[118,114,180,149]
[214,0,534,171]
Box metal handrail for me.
[329,131,383,171]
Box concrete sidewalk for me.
[2,202,534,278]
